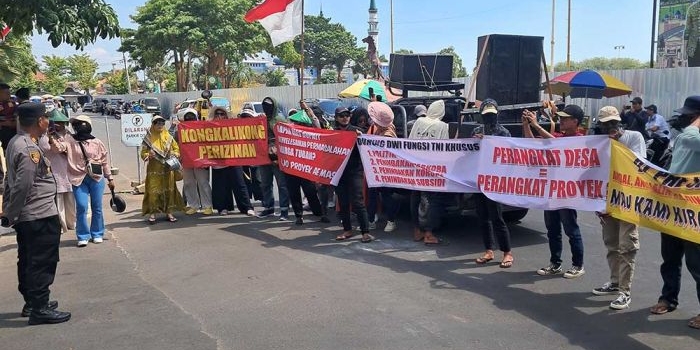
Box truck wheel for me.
[502,209,528,223]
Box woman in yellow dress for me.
[141,116,184,223]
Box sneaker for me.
[384,221,397,232]
[295,217,304,225]
[246,209,256,217]
[77,240,88,247]
[592,282,620,296]
[563,266,586,279]
[92,237,103,244]
[610,292,631,310]
[220,210,228,216]
[185,207,197,215]
[536,263,562,276]
[257,208,275,218]
[368,221,377,230]
[278,215,290,222]
[202,208,214,215]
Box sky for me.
[31,0,657,73]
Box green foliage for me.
[295,15,363,83]
[103,71,137,94]
[317,70,338,84]
[42,55,69,94]
[66,54,98,91]
[553,57,648,72]
[437,46,467,78]
[264,69,289,87]
[0,0,119,49]
[395,49,414,54]
[0,36,38,89]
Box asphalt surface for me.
[0,114,698,350]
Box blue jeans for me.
[544,209,584,267]
[259,164,289,212]
[73,176,106,241]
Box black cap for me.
[335,107,350,116]
[556,104,585,123]
[674,95,700,115]
[15,87,30,100]
[644,104,657,113]
[16,102,46,121]
[630,97,643,105]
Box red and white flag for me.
[1,23,11,40]
[245,0,302,46]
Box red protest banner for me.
[178,117,271,167]
[274,123,358,186]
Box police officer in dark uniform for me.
[1,102,71,325]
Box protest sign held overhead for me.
[178,117,271,167]
[357,135,481,193]
[606,140,700,244]
[274,123,357,186]
[477,135,611,211]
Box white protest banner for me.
[357,135,481,193]
[477,135,611,211]
[121,113,152,147]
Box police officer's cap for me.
[16,102,47,121]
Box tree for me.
[0,0,120,49]
[103,70,137,94]
[317,70,337,84]
[264,69,289,87]
[268,42,302,84]
[42,55,69,94]
[553,57,648,72]
[67,54,98,92]
[438,46,467,78]
[0,35,38,89]
[294,15,363,83]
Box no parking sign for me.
[121,114,152,147]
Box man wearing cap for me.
[592,106,646,310]
[644,104,671,166]
[649,96,700,330]
[523,104,586,279]
[472,99,514,267]
[257,96,290,220]
[621,97,649,139]
[1,102,71,325]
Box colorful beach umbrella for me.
[545,69,632,99]
[338,79,387,101]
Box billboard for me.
[658,0,700,67]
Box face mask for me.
[482,114,497,125]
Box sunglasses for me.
[336,114,351,118]
[214,111,227,115]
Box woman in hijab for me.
[366,102,400,232]
[209,106,255,216]
[141,115,185,223]
[408,100,448,245]
[350,107,370,132]
[56,115,114,247]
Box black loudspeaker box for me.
[476,34,543,105]
[389,54,454,85]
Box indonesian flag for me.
[1,23,11,40]
[245,0,302,46]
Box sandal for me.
[499,255,514,269]
[689,315,700,329]
[476,251,495,264]
[335,232,355,241]
[360,234,374,243]
[167,215,178,222]
[147,216,156,224]
[650,300,674,315]
[424,238,447,246]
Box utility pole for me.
[122,52,132,94]
[390,0,394,53]
[651,0,658,68]
[566,0,571,69]
[550,0,555,73]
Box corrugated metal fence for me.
[100,67,700,119]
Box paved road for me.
[0,114,698,350]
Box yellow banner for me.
[606,140,700,244]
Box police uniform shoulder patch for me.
[29,150,40,164]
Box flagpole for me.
[300,0,305,100]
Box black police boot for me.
[295,217,304,225]
[28,307,71,325]
[21,300,58,317]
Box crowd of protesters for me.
[1,81,699,329]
